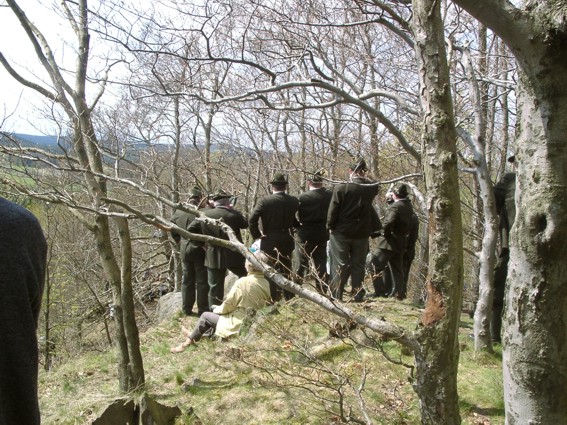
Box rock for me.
[92,394,185,425]
[92,398,135,425]
[156,291,182,324]
[139,393,182,424]
[224,271,239,293]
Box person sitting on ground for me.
[171,251,271,353]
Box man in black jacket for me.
[189,190,248,308]
[171,186,209,316]
[371,182,413,300]
[1,196,47,425]
[249,173,299,301]
[327,158,381,301]
[492,155,517,343]
[294,170,333,293]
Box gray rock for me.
[156,291,182,324]
[92,398,135,425]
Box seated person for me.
[171,251,271,352]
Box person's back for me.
[0,197,47,425]
[327,177,379,238]
[249,173,299,300]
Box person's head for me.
[212,189,232,207]
[188,186,203,205]
[385,190,395,204]
[508,155,517,170]
[392,182,409,200]
[246,251,269,273]
[270,172,288,192]
[307,169,325,189]
[349,157,368,177]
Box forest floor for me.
[38,292,504,424]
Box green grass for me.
[38,298,504,424]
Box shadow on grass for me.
[460,399,505,417]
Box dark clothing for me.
[492,172,516,342]
[494,172,516,251]
[1,197,47,425]
[295,187,333,293]
[403,208,420,290]
[372,198,413,299]
[172,204,208,315]
[188,311,220,341]
[326,177,381,300]
[188,206,248,307]
[249,191,299,301]
[327,177,380,239]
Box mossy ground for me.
[38,296,503,424]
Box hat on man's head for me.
[189,186,203,199]
[393,182,409,198]
[270,172,288,185]
[507,155,516,163]
[211,189,232,201]
[350,157,368,173]
[308,169,326,183]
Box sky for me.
[0,0,138,136]
[0,1,65,135]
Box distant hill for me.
[1,132,60,148]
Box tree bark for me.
[452,0,567,422]
[412,0,464,423]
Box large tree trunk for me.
[412,0,464,423]
[503,62,567,424]
[450,1,567,422]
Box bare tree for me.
[0,0,144,393]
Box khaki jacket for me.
[213,272,271,338]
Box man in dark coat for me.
[1,196,47,425]
[403,202,420,291]
[327,158,381,301]
[189,190,248,308]
[249,172,299,301]
[492,155,517,343]
[371,182,413,300]
[171,186,209,316]
[294,170,333,294]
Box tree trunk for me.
[412,0,464,423]
[449,1,567,421]
[503,61,567,424]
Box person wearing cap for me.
[171,186,210,316]
[188,189,249,308]
[371,182,414,300]
[249,172,299,301]
[327,158,381,301]
[492,154,517,343]
[294,170,333,293]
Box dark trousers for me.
[492,251,509,343]
[261,233,295,301]
[189,311,220,341]
[372,248,405,299]
[182,259,209,315]
[403,250,415,287]
[329,232,369,301]
[207,267,247,308]
[294,238,328,294]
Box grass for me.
[38,297,504,424]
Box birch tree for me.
[451,0,567,422]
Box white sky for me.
[0,1,66,135]
[0,0,139,136]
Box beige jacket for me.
[213,271,271,338]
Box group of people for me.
[170,157,420,350]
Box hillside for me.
[37,297,503,424]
